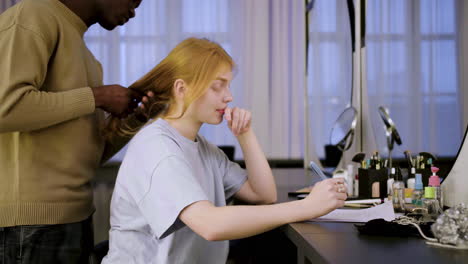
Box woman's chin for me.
[205,117,224,125]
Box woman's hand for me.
[224,107,252,137]
[304,178,347,217]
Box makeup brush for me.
[352,152,366,168]
[404,150,414,168]
[352,152,366,163]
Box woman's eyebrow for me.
[215,77,229,83]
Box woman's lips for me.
[216,109,225,114]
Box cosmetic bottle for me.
[423,186,440,221]
[404,188,413,204]
[392,167,405,213]
[375,153,381,170]
[346,164,354,196]
[387,167,395,201]
[407,167,416,189]
[428,166,443,213]
[411,173,424,206]
[353,174,359,197]
[405,167,415,203]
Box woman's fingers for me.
[224,107,232,127]
[336,192,347,201]
[231,108,239,133]
[330,178,345,185]
[225,107,252,136]
[236,110,245,135]
[241,111,251,133]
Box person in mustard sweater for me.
[0,0,149,263]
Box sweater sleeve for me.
[0,24,95,133]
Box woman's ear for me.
[173,79,186,100]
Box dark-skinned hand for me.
[91,85,154,120]
[129,88,155,122]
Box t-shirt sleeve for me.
[137,155,208,239]
[211,147,248,199]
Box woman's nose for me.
[223,96,233,103]
[224,92,233,102]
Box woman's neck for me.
[164,118,202,142]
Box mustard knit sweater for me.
[0,0,125,226]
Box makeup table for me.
[273,168,468,264]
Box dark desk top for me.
[273,168,468,264]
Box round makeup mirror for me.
[330,106,358,151]
[378,106,402,169]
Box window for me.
[366,0,461,157]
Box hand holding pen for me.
[305,177,348,217]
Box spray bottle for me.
[412,173,424,206]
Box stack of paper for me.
[309,201,396,223]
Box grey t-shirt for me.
[102,119,247,264]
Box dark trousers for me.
[0,217,94,264]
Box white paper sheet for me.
[308,201,396,223]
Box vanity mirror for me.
[330,106,357,152]
[377,106,402,169]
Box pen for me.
[345,198,381,204]
[343,204,372,208]
[309,161,328,181]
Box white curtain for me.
[268,0,305,159]
[365,0,462,158]
[459,0,468,131]
[85,0,306,160]
[306,0,353,163]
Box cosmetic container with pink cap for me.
[428,166,443,213]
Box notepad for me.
[308,201,396,223]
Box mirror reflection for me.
[330,106,357,151]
